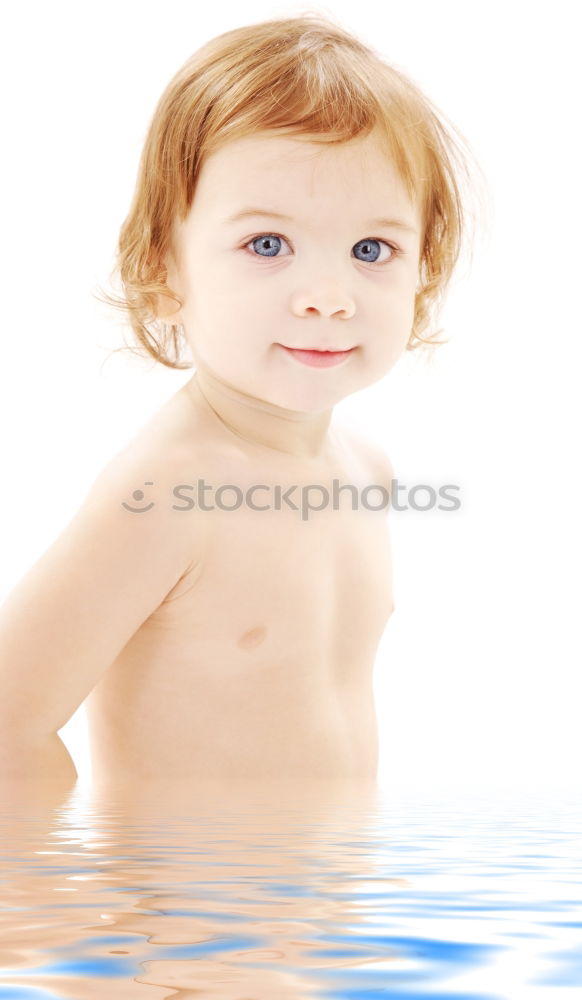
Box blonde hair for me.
[96,11,486,370]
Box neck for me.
[187,367,334,460]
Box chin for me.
[272,386,352,413]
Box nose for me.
[291,280,356,319]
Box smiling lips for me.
[280,345,356,368]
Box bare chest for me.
[86,461,394,782]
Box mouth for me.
[284,346,355,352]
[278,344,356,368]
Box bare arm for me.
[0,444,197,795]
[0,732,79,809]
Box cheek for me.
[190,320,261,375]
[374,283,416,332]
[197,267,275,332]
[366,295,415,364]
[398,288,417,331]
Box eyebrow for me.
[224,208,418,235]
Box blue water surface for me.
[0,783,580,998]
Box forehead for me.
[192,130,418,220]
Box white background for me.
[0,1,580,799]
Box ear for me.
[156,251,185,323]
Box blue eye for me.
[248,234,287,257]
[242,232,401,264]
[353,238,390,263]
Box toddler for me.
[0,13,479,800]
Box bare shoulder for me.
[102,381,209,491]
[86,385,212,566]
[334,423,395,493]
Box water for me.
[0,778,580,998]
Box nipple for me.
[237,625,268,650]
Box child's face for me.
[168,129,422,413]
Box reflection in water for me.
[0,776,580,998]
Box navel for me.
[237,625,268,650]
